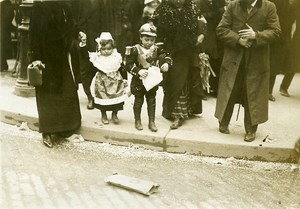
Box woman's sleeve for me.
[157,45,172,67]
[28,2,43,62]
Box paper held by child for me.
[142,66,162,91]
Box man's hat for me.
[139,23,157,37]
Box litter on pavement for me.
[66,134,85,143]
[104,173,159,196]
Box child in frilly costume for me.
[89,32,127,125]
[125,23,172,132]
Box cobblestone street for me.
[1,122,300,209]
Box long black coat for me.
[288,0,300,73]
[215,0,281,125]
[77,0,104,52]
[0,0,14,69]
[197,0,225,59]
[269,0,293,75]
[28,1,81,134]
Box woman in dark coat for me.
[153,0,205,129]
[28,0,81,148]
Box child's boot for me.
[111,111,119,124]
[134,97,144,130]
[147,97,157,132]
[101,111,109,124]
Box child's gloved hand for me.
[123,80,128,87]
[79,31,87,47]
[160,63,169,72]
[138,69,148,79]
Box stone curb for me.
[1,109,298,163]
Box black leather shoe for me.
[244,132,256,142]
[43,134,53,148]
[219,123,230,134]
[279,88,290,97]
[170,118,183,129]
[87,99,94,109]
[268,94,276,102]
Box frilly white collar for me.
[89,49,122,73]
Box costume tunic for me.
[89,49,126,111]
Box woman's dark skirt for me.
[35,68,81,134]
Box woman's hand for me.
[79,31,87,47]
[196,34,205,46]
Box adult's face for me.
[239,0,255,8]
[170,0,185,8]
[239,0,254,5]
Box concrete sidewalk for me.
[1,61,299,163]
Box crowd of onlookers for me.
[0,0,299,148]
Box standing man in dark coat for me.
[278,0,300,97]
[28,0,81,148]
[268,0,293,101]
[215,0,281,142]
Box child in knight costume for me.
[125,23,172,132]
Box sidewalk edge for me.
[1,109,298,163]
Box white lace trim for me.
[94,94,126,106]
[89,49,122,73]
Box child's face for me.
[140,36,156,49]
[149,0,160,9]
[100,43,113,56]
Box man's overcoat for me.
[215,0,281,125]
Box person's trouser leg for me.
[280,72,295,91]
[243,97,258,134]
[220,96,235,127]
[220,59,245,129]
[269,74,276,94]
